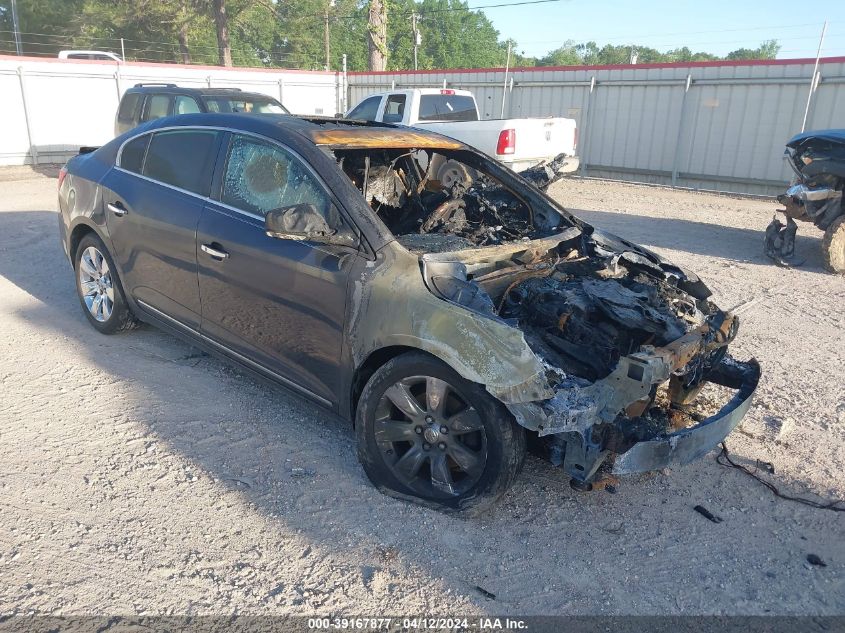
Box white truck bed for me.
[345,88,578,175]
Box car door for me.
[197,132,358,405]
[102,127,222,329]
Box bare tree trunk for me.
[212,0,233,67]
[178,22,192,64]
[367,0,387,71]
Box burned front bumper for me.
[612,357,760,475]
[502,311,760,483]
[506,355,760,483]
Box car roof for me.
[125,85,279,99]
[125,113,468,151]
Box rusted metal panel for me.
[311,128,463,149]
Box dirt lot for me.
[1,168,843,617]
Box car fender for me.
[347,242,552,405]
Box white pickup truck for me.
[345,88,578,186]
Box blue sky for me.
[471,0,845,60]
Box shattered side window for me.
[222,134,330,219]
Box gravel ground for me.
[0,168,843,617]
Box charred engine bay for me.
[335,148,572,252]
[477,240,719,380]
[337,146,728,437]
[474,237,729,440]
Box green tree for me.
[537,40,581,66]
[0,0,785,71]
[726,39,780,60]
[664,46,719,62]
[414,0,504,69]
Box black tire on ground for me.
[822,216,845,274]
[74,232,140,334]
[355,351,526,515]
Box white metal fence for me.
[0,56,341,166]
[348,57,845,195]
[2,54,844,195]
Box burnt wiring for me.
[716,442,845,512]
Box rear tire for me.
[74,233,139,334]
[822,215,845,274]
[355,352,526,515]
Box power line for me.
[284,0,566,24]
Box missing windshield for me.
[334,148,573,252]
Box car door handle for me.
[201,243,229,260]
[107,202,127,217]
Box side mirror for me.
[265,203,358,248]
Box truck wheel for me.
[822,216,845,274]
[355,352,526,515]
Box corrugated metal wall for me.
[2,55,842,195]
[348,58,845,195]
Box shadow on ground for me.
[571,208,828,271]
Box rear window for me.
[117,93,142,124]
[418,95,478,122]
[119,134,150,173]
[204,96,288,114]
[347,96,381,122]
[68,53,112,60]
[142,129,220,195]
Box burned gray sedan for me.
[59,114,759,513]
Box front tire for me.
[74,233,139,334]
[355,352,526,514]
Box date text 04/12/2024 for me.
[307,617,529,630]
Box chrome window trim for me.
[114,125,342,225]
[136,299,332,408]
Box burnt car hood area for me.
[321,122,760,488]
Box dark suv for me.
[114,84,289,136]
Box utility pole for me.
[801,20,828,133]
[10,0,23,56]
[500,41,511,118]
[324,9,330,71]
[324,0,335,71]
[411,12,420,71]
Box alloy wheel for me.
[78,246,115,322]
[374,375,488,498]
